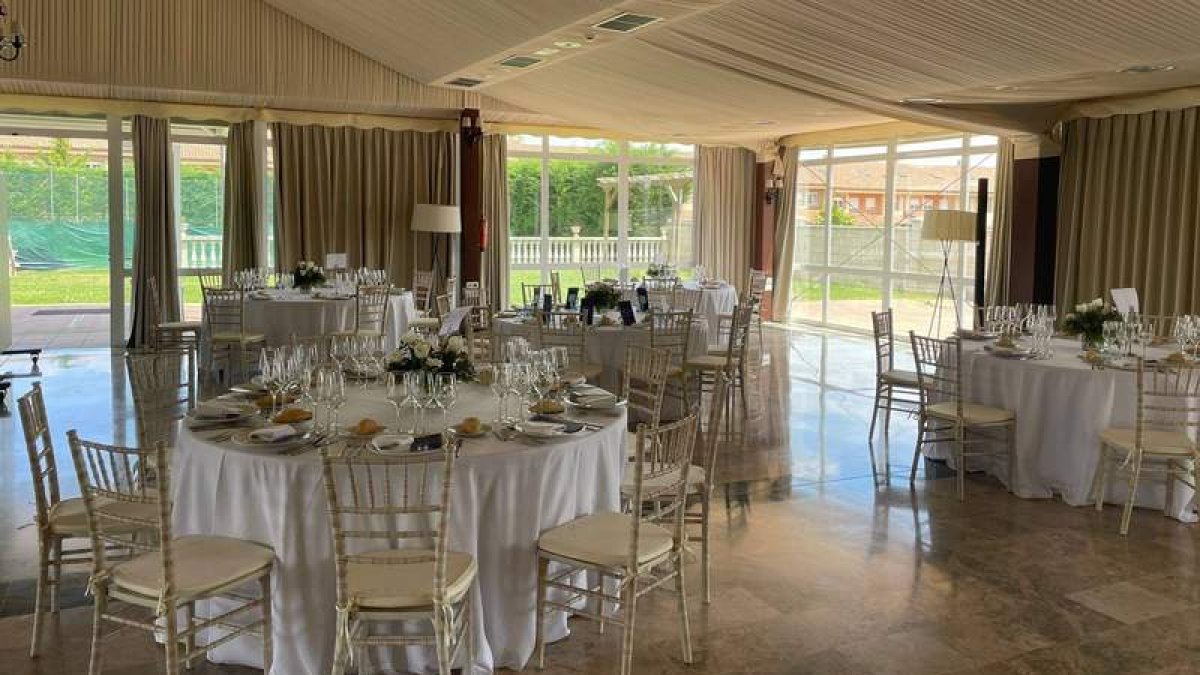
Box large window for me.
[789,132,997,335]
[171,123,228,320]
[506,135,694,306]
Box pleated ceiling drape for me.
[221,121,261,282]
[271,123,458,284]
[1055,108,1200,316]
[481,134,509,311]
[771,148,799,318]
[984,138,1015,305]
[694,145,757,289]
[127,115,178,348]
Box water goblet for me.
[435,372,457,431]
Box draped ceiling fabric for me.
[771,148,799,319]
[221,121,260,282]
[127,115,178,349]
[271,123,458,285]
[984,139,1016,306]
[481,134,509,311]
[695,145,757,290]
[1055,108,1200,317]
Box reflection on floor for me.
[1,327,1198,674]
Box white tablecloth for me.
[933,338,1196,521]
[172,384,626,674]
[681,281,738,348]
[220,290,416,350]
[493,317,708,392]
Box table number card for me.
[581,299,595,326]
[636,287,649,312]
[437,306,472,337]
[618,300,637,326]
[565,287,579,310]
[324,252,348,270]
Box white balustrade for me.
[509,235,666,268]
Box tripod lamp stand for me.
[921,209,977,337]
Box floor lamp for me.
[410,204,461,292]
[921,209,977,337]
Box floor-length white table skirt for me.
[681,281,738,347]
[929,338,1196,521]
[172,385,626,674]
[226,290,416,350]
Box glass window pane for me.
[799,147,828,161]
[829,160,886,270]
[788,270,825,323]
[628,141,694,159]
[970,134,999,147]
[832,144,886,158]
[628,163,693,274]
[506,134,542,154]
[506,156,541,306]
[892,155,965,276]
[826,273,881,331]
[174,141,225,319]
[549,159,619,278]
[265,139,276,269]
[891,276,962,337]
[898,135,963,153]
[548,136,616,155]
[794,161,828,269]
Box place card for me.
[618,300,637,326]
[565,287,579,309]
[636,287,649,312]
[581,299,595,325]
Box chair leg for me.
[88,585,107,675]
[29,537,49,658]
[434,606,451,675]
[1163,459,1176,518]
[1093,447,1110,511]
[910,416,926,483]
[674,554,693,665]
[1119,456,1142,536]
[868,381,882,442]
[620,574,639,675]
[534,556,549,669]
[49,537,62,613]
[1006,423,1017,494]
[882,386,894,439]
[598,571,607,635]
[330,617,349,675]
[955,425,966,501]
[184,602,196,670]
[259,574,273,673]
[163,603,180,675]
[701,494,713,605]
[465,600,477,675]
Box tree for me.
[831,202,856,227]
[35,138,90,169]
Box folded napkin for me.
[571,384,618,405]
[248,425,297,443]
[196,401,250,419]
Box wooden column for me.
[753,161,776,319]
[1008,154,1060,303]
[459,109,483,285]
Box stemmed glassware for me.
[492,363,512,425]
[435,372,457,432]
[387,371,412,434]
[506,363,530,424]
[314,367,345,434]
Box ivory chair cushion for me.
[47,498,158,537]
[881,369,919,386]
[685,355,727,370]
[539,511,673,569]
[926,402,1015,426]
[620,464,706,497]
[112,535,274,600]
[1100,428,1197,456]
[409,317,441,330]
[211,333,266,344]
[347,549,477,609]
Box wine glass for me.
[435,372,457,431]
[387,371,410,433]
[402,371,424,434]
[417,372,440,435]
[491,363,511,425]
[505,364,529,424]
[325,369,346,434]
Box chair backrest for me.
[871,309,896,375]
[627,414,699,556]
[126,348,196,447]
[698,371,729,493]
[550,271,562,304]
[68,432,166,582]
[648,310,693,368]
[643,277,678,291]
[1135,358,1200,454]
[580,264,603,286]
[203,287,247,337]
[412,269,435,312]
[910,333,962,419]
[622,345,671,426]
[537,311,589,367]
[321,445,457,607]
[720,303,753,369]
[18,383,62,532]
[462,283,484,307]
[673,287,702,313]
[747,270,767,307]
[354,284,391,333]
[198,272,223,291]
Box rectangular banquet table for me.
[929,338,1196,521]
[172,384,627,674]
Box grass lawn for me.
[11,268,205,305]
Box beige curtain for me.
[271,123,457,283]
[771,147,798,318]
[984,138,1015,305]
[1055,108,1200,317]
[127,115,178,348]
[481,134,509,310]
[221,121,260,281]
[695,145,757,289]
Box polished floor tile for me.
[0,326,1196,674]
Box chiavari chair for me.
[648,309,695,412]
[910,333,1016,500]
[202,287,264,385]
[412,269,435,314]
[410,294,450,336]
[536,310,603,382]
[146,277,202,353]
[686,304,752,440]
[1092,357,1200,535]
[673,286,702,313]
[320,444,476,675]
[126,348,196,450]
[869,310,921,443]
[522,283,554,308]
[332,284,391,338]
[534,414,699,675]
[621,345,672,453]
[746,269,768,358]
[68,433,274,675]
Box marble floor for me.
[1,326,1198,674]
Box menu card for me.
[618,300,637,326]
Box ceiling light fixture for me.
[1118,64,1176,74]
[554,40,582,49]
[533,47,560,57]
[903,97,944,104]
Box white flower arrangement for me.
[386,332,475,381]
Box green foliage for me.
[831,202,856,227]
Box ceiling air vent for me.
[498,55,542,68]
[446,77,484,88]
[593,12,661,33]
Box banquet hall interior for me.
[3,1,1200,674]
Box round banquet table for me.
[930,338,1196,521]
[492,315,708,392]
[220,289,417,350]
[680,281,738,348]
[172,384,627,675]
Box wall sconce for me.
[765,172,784,205]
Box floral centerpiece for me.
[1062,298,1121,350]
[645,262,676,279]
[582,281,621,310]
[292,260,326,291]
[386,332,476,382]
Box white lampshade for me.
[920,209,976,242]
[411,204,461,233]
